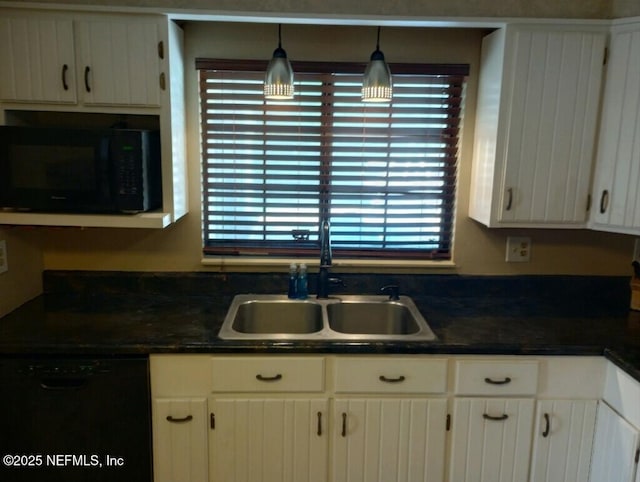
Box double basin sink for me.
[218,294,436,341]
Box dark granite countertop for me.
[1,271,640,381]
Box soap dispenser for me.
[297,263,308,299]
[288,263,298,299]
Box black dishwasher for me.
[0,356,152,482]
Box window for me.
[198,59,468,260]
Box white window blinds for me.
[198,59,468,260]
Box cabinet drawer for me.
[454,360,539,396]
[334,357,448,394]
[211,356,324,392]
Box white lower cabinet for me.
[153,398,209,482]
[208,398,328,482]
[590,361,640,482]
[530,399,598,482]
[590,401,639,482]
[150,355,640,482]
[332,398,447,482]
[449,397,535,481]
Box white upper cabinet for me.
[0,12,163,107]
[469,24,607,228]
[76,17,162,107]
[0,16,76,103]
[589,21,640,235]
[0,9,187,228]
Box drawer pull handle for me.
[84,66,91,93]
[483,413,509,421]
[600,190,609,214]
[379,375,406,383]
[61,64,69,91]
[542,413,550,437]
[317,411,322,436]
[166,415,193,423]
[341,412,347,437]
[256,373,283,382]
[484,377,512,385]
[505,188,514,211]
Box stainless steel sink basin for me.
[231,299,323,334]
[218,294,436,341]
[326,301,421,335]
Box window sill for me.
[201,257,457,270]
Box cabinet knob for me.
[159,72,166,91]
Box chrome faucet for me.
[317,219,343,298]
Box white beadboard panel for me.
[76,18,161,107]
[591,26,640,234]
[468,28,506,226]
[332,398,447,482]
[0,16,76,103]
[603,361,640,430]
[589,401,640,482]
[209,398,328,482]
[500,29,605,224]
[153,398,209,482]
[449,397,535,482]
[530,399,598,482]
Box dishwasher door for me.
[0,356,152,482]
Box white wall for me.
[0,228,43,316]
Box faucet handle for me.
[380,285,400,301]
[329,277,346,287]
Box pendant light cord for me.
[376,26,381,51]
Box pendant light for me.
[362,26,393,103]
[264,24,294,100]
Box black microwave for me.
[0,126,162,214]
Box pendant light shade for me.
[362,27,393,103]
[264,24,294,100]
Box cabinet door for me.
[529,399,598,482]
[209,398,328,482]
[499,28,606,225]
[0,15,76,103]
[449,398,534,482]
[590,401,640,482]
[76,17,162,106]
[332,398,447,482]
[590,24,640,235]
[153,398,209,482]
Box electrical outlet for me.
[0,240,7,274]
[506,236,531,262]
